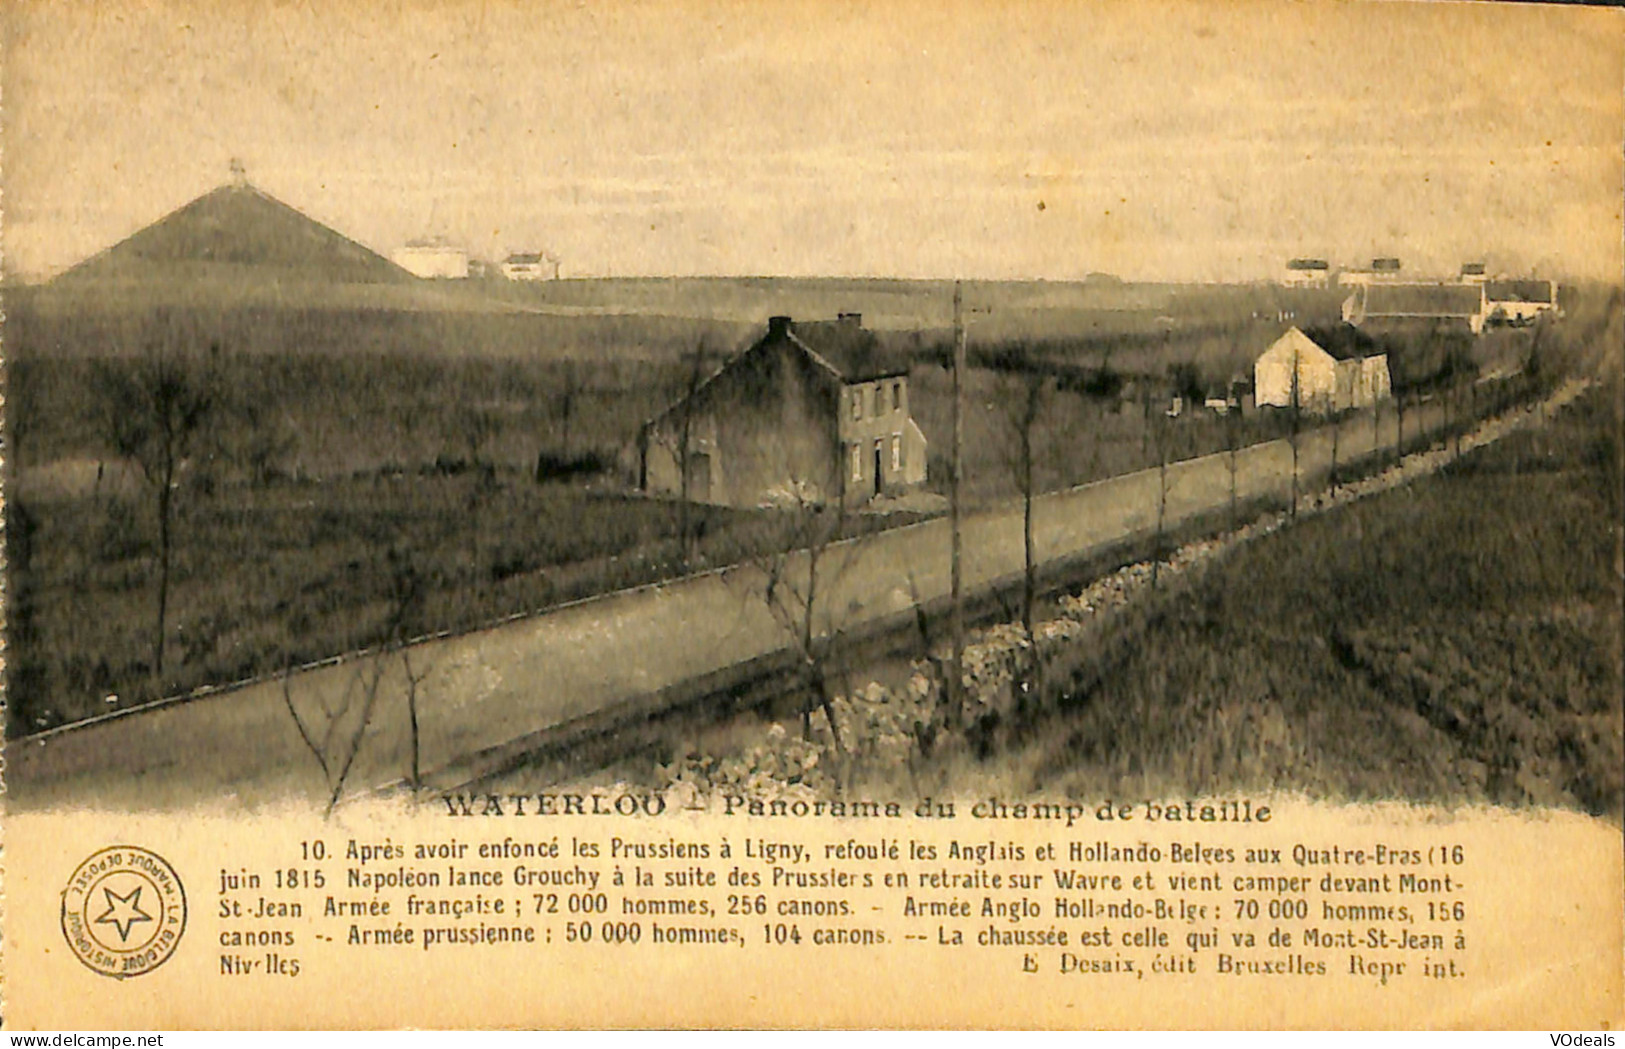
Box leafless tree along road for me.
[9,397,1469,809]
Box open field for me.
[0,349,1423,737]
[11,272,1344,330]
[8,369,1512,808]
[5,281,1612,744]
[4,470,938,735]
[940,381,1623,817]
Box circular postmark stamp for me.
[60,845,187,979]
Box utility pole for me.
[1372,396,1381,467]
[949,282,966,724]
[1456,381,1469,461]
[1330,408,1340,494]
[1226,408,1239,533]
[1289,345,1301,518]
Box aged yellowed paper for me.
[2,0,1621,1030]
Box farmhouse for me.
[1337,257,1404,287]
[1484,279,1556,326]
[502,252,557,280]
[637,314,928,509]
[1281,258,1332,288]
[1254,326,1392,414]
[393,240,469,279]
[1342,282,1486,336]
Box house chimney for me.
[837,311,862,327]
[768,315,792,336]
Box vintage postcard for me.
[1,0,1621,1031]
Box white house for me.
[1282,258,1332,288]
[502,252,557,280]
[1337,257,1405,287]
[1255,326,1391,414]
[1484,279,1556,325]
[392,241,469,279]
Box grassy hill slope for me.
[1005,383,1622,816]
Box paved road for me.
[10,396,1464,809]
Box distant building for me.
[1338,257,1405,287]
[637,314,928,509]
[1282,258,1332,288]
[502,252,557,280]
[1342,282,1486,335]
[1255,326,1391,414]
[1460,262,1488,284]
[1203,373,1252,415]
[392,241,469,279]
[1484,279,1556,326]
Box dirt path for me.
[9,394,1476,809]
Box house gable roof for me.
[786,319,906,383]
[1259,327,1336,366]
[1299,323,1381,361]
[641,316,903,434]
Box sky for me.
[2,0,1621,283]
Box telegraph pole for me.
[1289,345,1301,517]
[949,281,966,723]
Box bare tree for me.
[451,404,499,573]
[1152,406,1172,588]
[230,398,297,486]
[948,285,967,725]
[283,549,428,812]
[1078,351,1121,481]
[385,553,430,792]
[997,365,1051,641]
[1456,378,1469,461]
[675,339,709,568]
[452,403,499,474]
[93,334,216,684]
[401,648,431,793]
[1395,388,1408,461]
[756,481,851,758]
[558,359,578,456]
[1140,384,1154,459]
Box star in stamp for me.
[60,846,188,979]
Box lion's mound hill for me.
[55,182,411,286]
[28,181,515,313]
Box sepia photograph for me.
[1,0,1620,1030]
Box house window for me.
[891,433,902,471]
[851,443,862,482]
[851,388,862,421]
[892,382,902,411]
